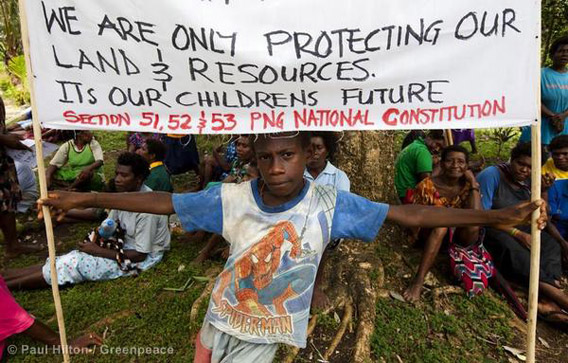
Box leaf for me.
[193,276,210,282]
[538,337,550,349]
[503,346,526,361]
[333,311,341,324]
[389,291,406,303]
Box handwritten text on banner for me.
[24,0,539,133]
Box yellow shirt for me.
[542,158,568,180]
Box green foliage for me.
[0,0,21,64]
[3,54,29,104]
[542,0,568,64]
[488,128,518,160]
[371,294,514,362]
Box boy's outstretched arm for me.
[386,200,547,230]
[39,191,174,218]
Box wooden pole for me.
[17,1,71,362]
[445,129,454,146]
[526,3,542,361]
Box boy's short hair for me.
[549,35,568,57]
[511,142,531,160]
[310,131,339,162]
[427,130,445,141]
[252,132,312,151]
[441,144,470,163]
[146,139,167,161]
[117,152,150,180]
[549,135,568,152]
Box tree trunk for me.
[321,131,396,362]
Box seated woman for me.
[0,274,101,358]
[403,145,480,302]
[304,131,350,190]
[46,130,105,191]
[5,153,170,290]
[303,131,351,308]
[478,142,568,325]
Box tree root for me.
[351,256,379,363]
[189,267,221,325]
[324,299,353,360]
[282,315,318,363]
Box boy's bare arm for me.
[387,200,547,229]
[39,191,175,217]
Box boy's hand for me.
[38,191,84,221]
[497,200,547,230]
[542,173,556,190]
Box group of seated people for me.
[396,130,568,326]
[3,117,568,356]
[1,113,355,354]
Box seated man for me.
[544,135,568,237]
[46,130,105,192]
[5,153,170,290]
[395,130,446,203]
[137,139,174,192]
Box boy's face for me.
[136,143,153,163]
[254,136,311,203]
[510,155,531,182]
[114,164,143,192]
[551,147,568,171]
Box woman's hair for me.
[310,131,339,162]
[427,130,445,141]
[117,152,150,180]
[549,35,568,57]
[441,144,470,163]
[549,135,568,152]
[145,139,167,161]
[511,142,531,160]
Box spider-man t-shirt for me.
[173,179,388,348]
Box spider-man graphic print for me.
[172,179,389,347]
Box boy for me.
[40,133,545,362]
[137,139,174,192]
[6,153,170,290]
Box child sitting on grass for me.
[39,132,546,363]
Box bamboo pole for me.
[444,129,454,146]
[17,1,71,362]
[526,2,542,361]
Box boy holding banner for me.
[39,132,546,362]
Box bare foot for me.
[403,279,423,303]
[191,251,208,265]
[311,286,331,310]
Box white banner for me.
[23,0,539,134]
